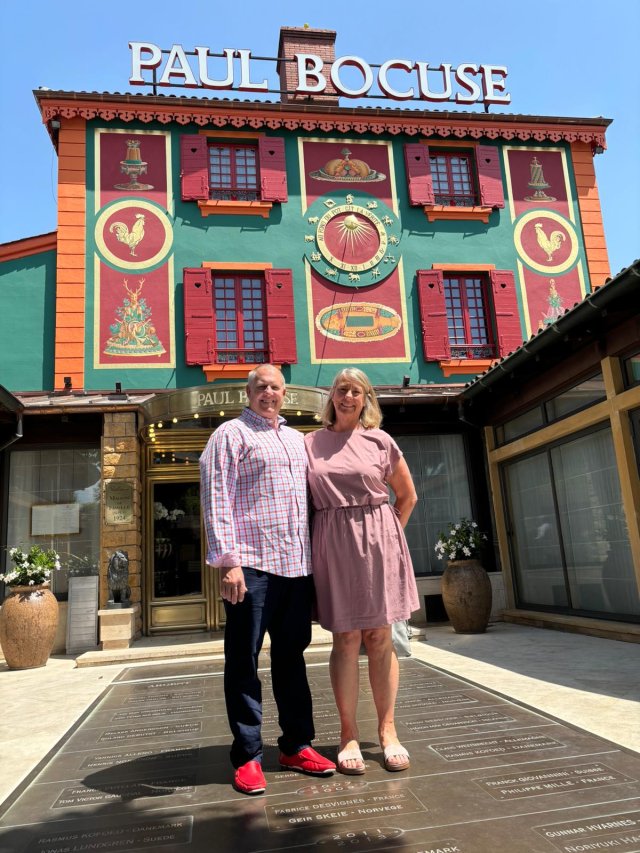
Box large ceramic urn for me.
[0,584,59,669]
[441,559,492,634]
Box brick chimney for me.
[277,26,339,105]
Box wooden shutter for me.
[490,269,522,357]
[404,143,435,205]
[183,268,215,364]
[180,136,210,201]
[259,137,288,202]
[417,270,451,360]
[264,268,297,364]
[476,144,504,208]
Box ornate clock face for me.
[304,192,401,287]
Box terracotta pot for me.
[0,584,59,669]
[441,559,492,634]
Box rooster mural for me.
[109,213,145,256]
[534,221,565,262]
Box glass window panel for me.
[500,407,545,443]
[4,448,102,599]
[504,453,568,606]
[394,435,473,575]
[623,351,640,387]
[152,482,202,599]
[552,429,639,616]
[545,374,606,421]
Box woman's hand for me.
[388,458,418,528]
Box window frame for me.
[208,142,260,202]
[442,273,495,359]
[430,150,478,207]
[212,273,268,364]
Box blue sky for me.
[1,0,637,274]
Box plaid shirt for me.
[200,407,311,577]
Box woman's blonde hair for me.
[321,368,383,429]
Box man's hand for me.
[219,566,246,604]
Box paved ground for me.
[0,623,638,852]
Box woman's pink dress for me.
[305,428,419,633]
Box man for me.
[200,364,335,795]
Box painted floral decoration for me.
[1,545,61,587]
[435,519,488,562]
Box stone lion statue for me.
[107,550,131,606]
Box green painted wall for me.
[0,249,56,392]
[82,121,589,393]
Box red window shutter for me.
[180,136,210,201]
[490,269,523,357]
[404,143,435,205]
[259,137,288,202]
[476,144,504,208]
[183,268,215,365]
[417,270,451,360]
[264,268,297,364]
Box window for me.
[417,268,522,363]
[209,144,259,201]
[4,447,101,600]
[443,274,494,358]
[183,267,297,367]
[394,434,474,575]
[495,373,606,446]
[430,152,476,206]
[503,426,640,619]
[623,348,640,388]
[404,142,504,220]
[213,275,266,363]
[180,135,287,212]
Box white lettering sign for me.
[129,42,510,105]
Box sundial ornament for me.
[304,191,402,287]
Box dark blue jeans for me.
[223,568,315,768]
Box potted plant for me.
[0,545,61,669]
[435,519,492,634]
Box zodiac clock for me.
[303,192,402,287]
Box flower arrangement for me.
[0,545,61,587]
[435,519,488,562]
[153,502,185,523]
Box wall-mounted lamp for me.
[593,144,605,155]
[402,375,410,388]
[64,376,72,391]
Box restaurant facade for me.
[1,26,637,652]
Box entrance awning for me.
[139,383,329,426]
[0,384,24,451]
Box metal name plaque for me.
[66,576,99,654]
[104,479,134,525]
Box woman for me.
[305,368,419,775]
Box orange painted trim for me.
[0,232,57,262]
[432,263,496,271]
[570,142,610,288]
[202,363,264,382]
[197,199,272,218]
[440,359,496,377]
[55,117,86,391]
[202,262,273,271]
[425,206,492,223]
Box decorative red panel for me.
[404,143,435,205]
[489,269,523,357]
[258,137,288,202]
[183,267,215,364]
[180,135,209,201]
[264,268,297,364]
[417,270,451,360]
[476,144,505,208]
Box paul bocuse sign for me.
[129,42,510,105]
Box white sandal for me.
[383,743,410,772]
[337,746,366,776]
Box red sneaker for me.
[279,747,336,776]
[233,760,266,795]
